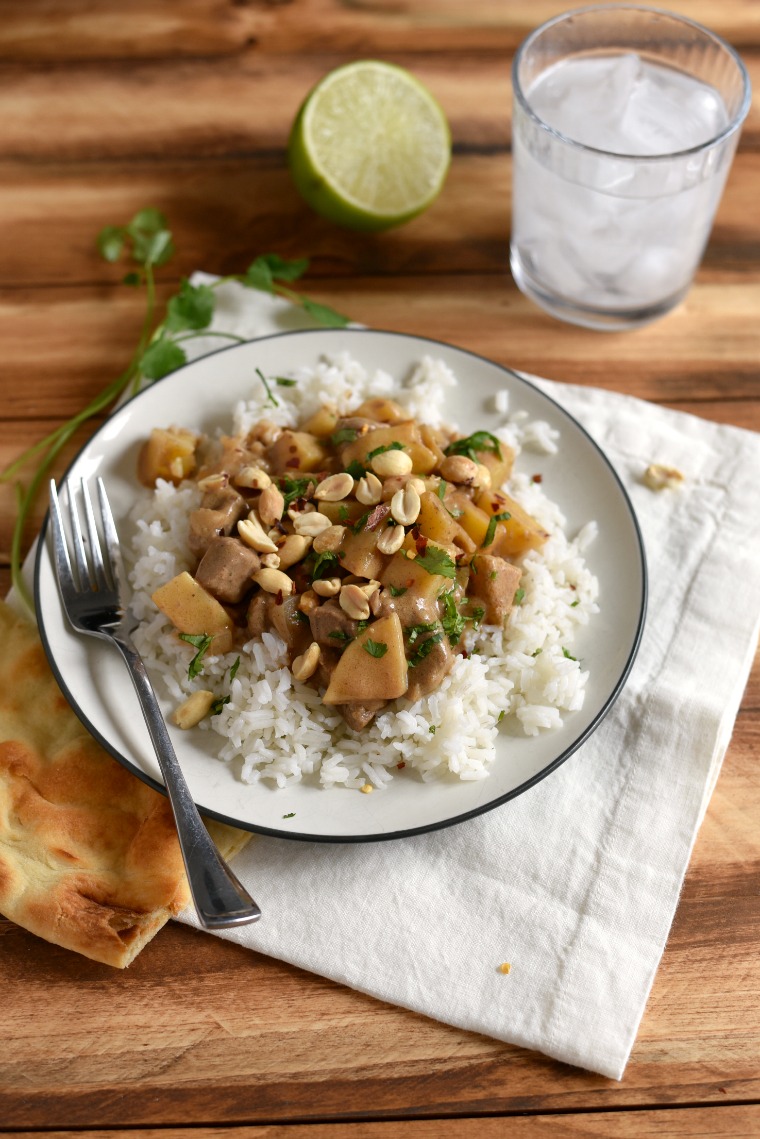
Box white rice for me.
[126,354,599,789]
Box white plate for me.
[35,329,646,842]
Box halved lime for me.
[288,60,451,232]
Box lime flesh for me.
[288,61,451,232]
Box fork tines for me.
[49,478,123,597]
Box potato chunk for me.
[152,571,233,654]
[266,430,329,474]
[137,427,198,487]
[416,491,476,555]
[476,490,549,558]
[339,422,438,475]
[323,613,408,705]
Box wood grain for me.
[0,709,757,1128]
[1,0,759,1134]
[4,1105,760,1136]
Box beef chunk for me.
[246,592,269,639]
[195,537,260,604]
[338,700,387,731]
[308,598,359,651]
[188,487,248,559]
[405,636,454,703]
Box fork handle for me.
[115,639,261,930]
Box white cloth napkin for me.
[33,277,760,1079]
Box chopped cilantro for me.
[429,724,437,734]
[345,459,366,480]
[275,376,297,387]
[447,505,463,519]
[571,598,580,607]
[294,610,310,625]
[363,639,388,658]
[445,430,502,462]
[532,647,542,657]
[282,812,296,819]
[489,570,498,580]
[513,588,525,605]
[408,632,443,667]
[311,550,339,580]
[441,590,467,645]
[366,440,405,462]
[562,647,578,661]
[210,695,231,716]
[415,545,457,579]
[255,366,278,408]
[350,509,371,534]
[437,479,447,501]
[329,630,350,642]
[330,427,358,447]
[279,474,313,507]
[389,584,407,597]
[497,709,506,723]
[338,504,350,523]
[356,620,369,633]
[407,621,439,645]
[483,511,511,548]
[178,633,213,679]
[229,656,241,681]
[469,605,485,629]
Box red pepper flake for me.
[274,590,284,606]
[532,473,543,484]
[414,532,429,556]
[285,457,301,469]
[396,761,406,769]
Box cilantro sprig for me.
[445,431,502,463]
[1,209,350,610]
[178,632,214,680]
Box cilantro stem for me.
[172,330,247,345]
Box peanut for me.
[258,484,285,526]
[356,471,383,505]
[377,523,405,554]
[276,533,312,569]
[390,484,421,526]
[292,642,321,682]
[439,455,480,484]
[233,465,272,490]
[238,515,278,554]
[312,576,342,597]
[313,524,347,555]
[293,511,333,538]
[173,690,216,730]
[253,567,295,596]
[371,449,413,478]
[339,583,371,620]
[314,472,354,501]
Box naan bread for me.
[0,598,251,967]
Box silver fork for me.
[48,477,261,930]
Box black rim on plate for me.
[35,327,648,844]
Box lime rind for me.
[288,60,451,232]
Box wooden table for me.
[1,2,758,1135]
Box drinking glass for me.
[510,5,751,330]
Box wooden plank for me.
[4,1103,760,1136]
[1,145,759,287]
[0,718,757,1128]
[2,0,760,59]
[0,275,758,422]
[0,47,757,164]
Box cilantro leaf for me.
[441,591,467,645]
[363,639,388,658]
[210,695,231,715]
[483,511,511,548]
[178,633,213,679]
[513,588,525,606]
[445,431,502,463]
[408,632,443,667]
[300,296,350,328]
[330,427,358,447]
[345,459,366,480]
[389,585,407,597]
[279,475,313,507]
[97,225,126,263]
[311,550,339,580]
[165,278,215,332]
[140,336,187,380]
[415,546,457,579]
[562,647,578,661]
[366,441,405,462]
[229,656,241,681]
